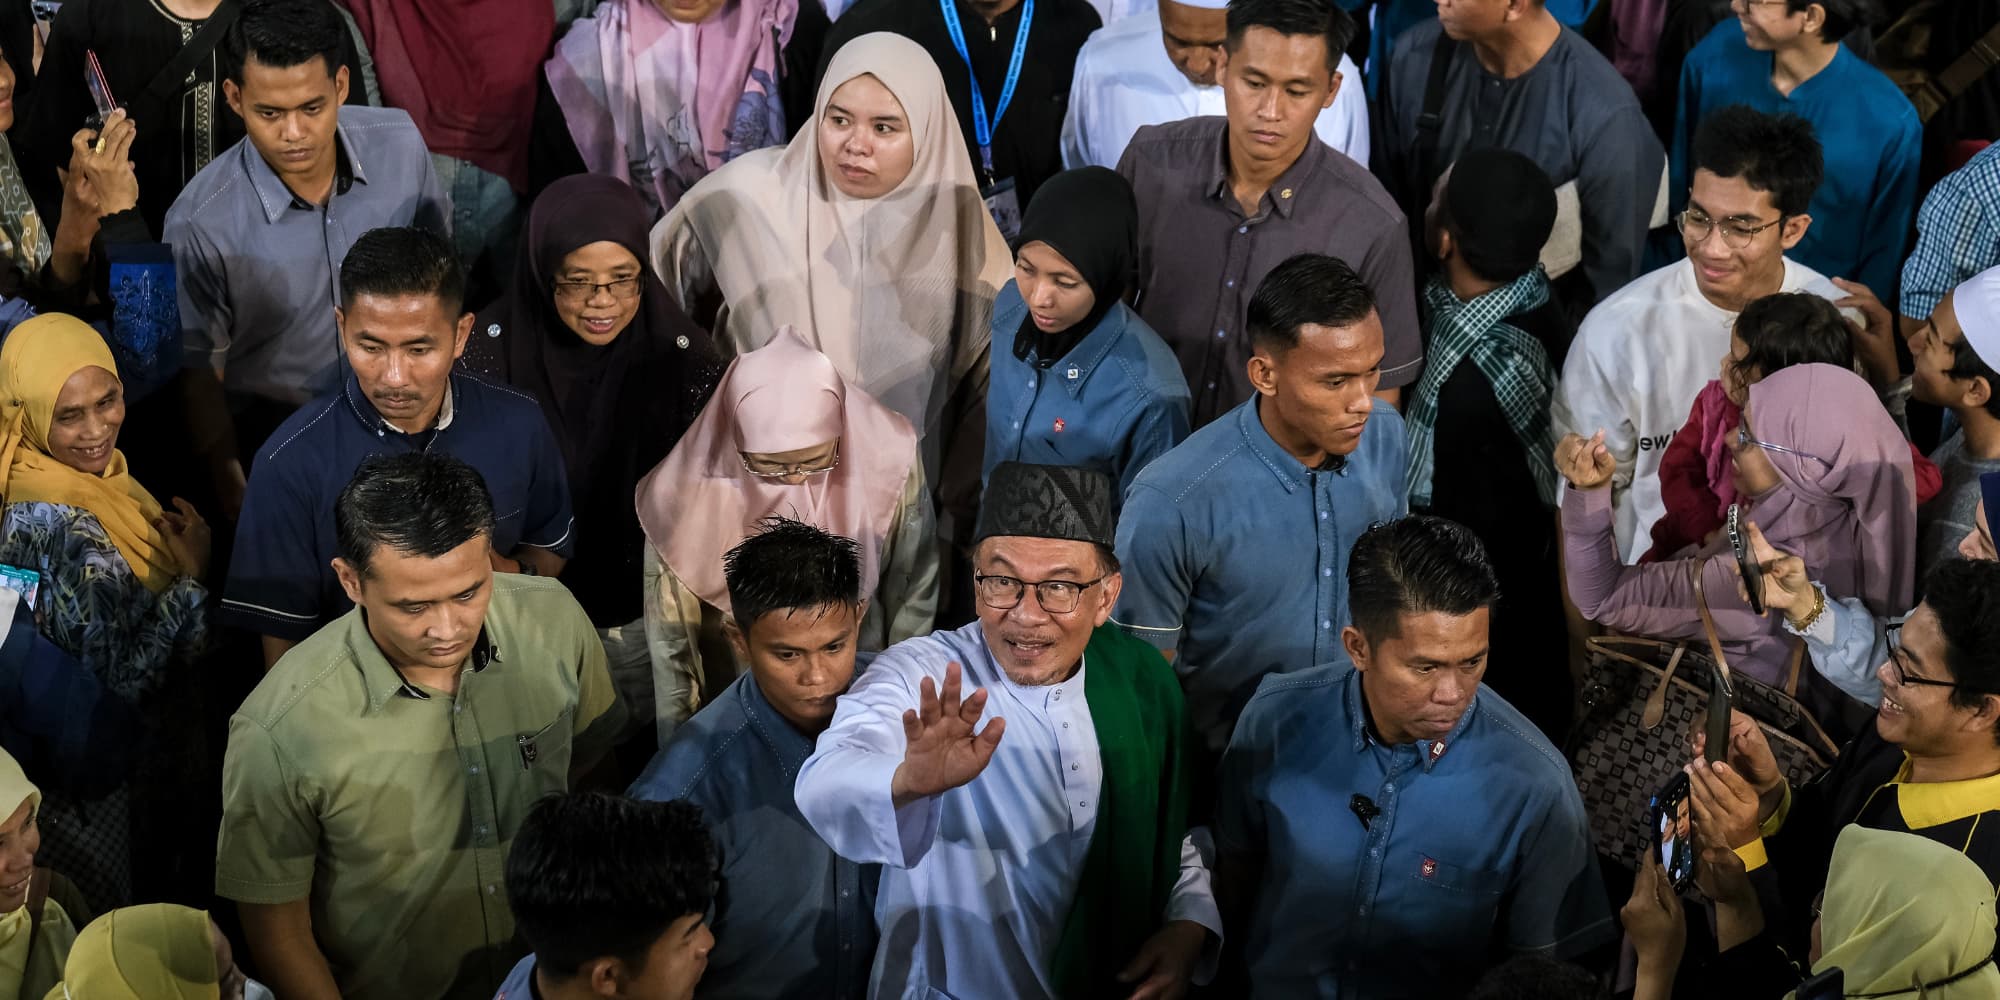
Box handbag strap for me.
[1688,558,1735,687]
[1639,643,1688,729]
[136,0,241,115]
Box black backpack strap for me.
[1414,31,1457,196]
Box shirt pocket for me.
[1392,846,1508,953]
[515,706,575,796]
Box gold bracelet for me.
[1790,586,1827,633]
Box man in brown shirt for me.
[1118,0,1419,426]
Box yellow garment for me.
[0,315,177,593]
[1809,825,2000,999]
[0,747,73,1000]
[42,904,217,1000]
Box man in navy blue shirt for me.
[630,517,878,999]
[1214,516,1611,998]
[1113,252,1408,755]
[223,226,573,667]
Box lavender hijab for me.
[544,0,797,216]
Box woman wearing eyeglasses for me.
[465,174,722,741]
[1557,363,1916,695]
[634,327,937,739]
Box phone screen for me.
[0,565,38,611]
[1652,774,1696,890]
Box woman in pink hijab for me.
[1560,363,1917,700]
[634,327,937,736]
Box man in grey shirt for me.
[167,0,448,516]
[1118,0,1419,427]
[1374,0,1663,311]
[1912,265,2000,582]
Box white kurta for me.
[1060,11,1370,171]
[796,620,1219,1000]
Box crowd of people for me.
[0,0,1994,996]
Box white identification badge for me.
[982,177,1022,242]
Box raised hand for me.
[1830,277,1901,388]
[1687,759,1761,853]
[1691,709,1784,810]
[890,661,1005,808]
[1554,431,1616,491]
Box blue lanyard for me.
[939,0,1034,178]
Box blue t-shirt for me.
[1216,664,1614,998]
[1672,22,1921,297]
[222,371,574,640]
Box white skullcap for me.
[1163,0,1232,10]
[1956,264,2000,369]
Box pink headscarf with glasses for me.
[634,327,918,614]
[1740,363,1917,620]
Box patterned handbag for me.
[1566,563,1840,870]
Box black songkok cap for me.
[975,462,1115,547]
[1443,147,1559,281]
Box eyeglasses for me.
[739,446,840,480]
[973,573,1105,614]
[1734,424,1833,469]
[1675,208,1785,249]
[552,277,642,303]
[1882,621,1991,694]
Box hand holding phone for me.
[1650,772,1697,893]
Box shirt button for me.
[1237,226,1247,234]
[1079,800,1088,808]
[1215,329,1226,339]
[1028,379,1036,388]
[1319,511,1328,520]
[1322,568,1331,577]
[1062,721,1069,729]
[840,889,851,898]
[1205,381,1215,390]
[1225,279,1235,288]
[477,824,489,837]
[1370,848,1379,858]
[486,885,497,895]
[1385,782,1395,793]
[1071,762,1080,771]
[468,764,479,775]
[1359,905,1369,917]
[1321,620,1331,630]
[1012,421,1021,429]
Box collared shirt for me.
[216,575,621,1000]
[221,371,574,640]
[630,674,877,1000]
[1376,21,1665,308]
[1112,396,1408,751]
[795,620,1222,1000]
[1672,23,1920,299]
[1118,116,1421,427]
[1903,142,2000,321]
[1553,257,1830,562]
[1061,12,1368,171]
[985,284,1192,500]
[166,105,450,405]
[1215,665,1613,999]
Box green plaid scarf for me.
[1406,268,1559,508]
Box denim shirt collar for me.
[1235,396,1346,493]
[1343,664,1478,773]
[246,122,367,224]
[738,673,817,779]
[1023,303,1131,400]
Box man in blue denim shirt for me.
[629,518,878,999]
[1113,253,1409,754]
[1214,517,1611,998]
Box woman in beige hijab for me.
[0,748,80,1000]
[650,30,1011,491]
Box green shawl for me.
[1050,623,1194,998]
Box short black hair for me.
[1786,0,1874,43]
[1347,516,1501,641]
[225,0,345,83]
[1247,253,1376,352]
[1224,0,1356,75]
[724,517,865,631]
[1948,331,2000,422]
[1690,106,1823,219]
[1729,293,1854,386]
[1468,955,1608,1000]
[335,452,495,576]
[506,793,716,980]
[339,227,466,316]
[1929,560,2000,741]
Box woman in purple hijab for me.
[1558,363,1917,694]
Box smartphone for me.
[1705,664,1733,764]
[1728,503,1765,616]
[0,564,39,611]
[83,49,118,132]
[1649,772,1696,892]
[1795,967,1844,1000]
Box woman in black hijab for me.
[465,174,720,733]
[982,166,1191,504]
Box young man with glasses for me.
[1557,105,1840,562]
[796,461,1220,1000]
[1685,556,2000,958]
[225,226,575,668]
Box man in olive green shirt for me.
[216,452,622,1000]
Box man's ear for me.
[1778,213,1812,252]
[332,557,364,605]
[1246,349,1280,398]
[1341,625,1371,671]
[223,78,243,119]
[452,311,474,360]
[724,617,750,662]
[1966,375,1995,416]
